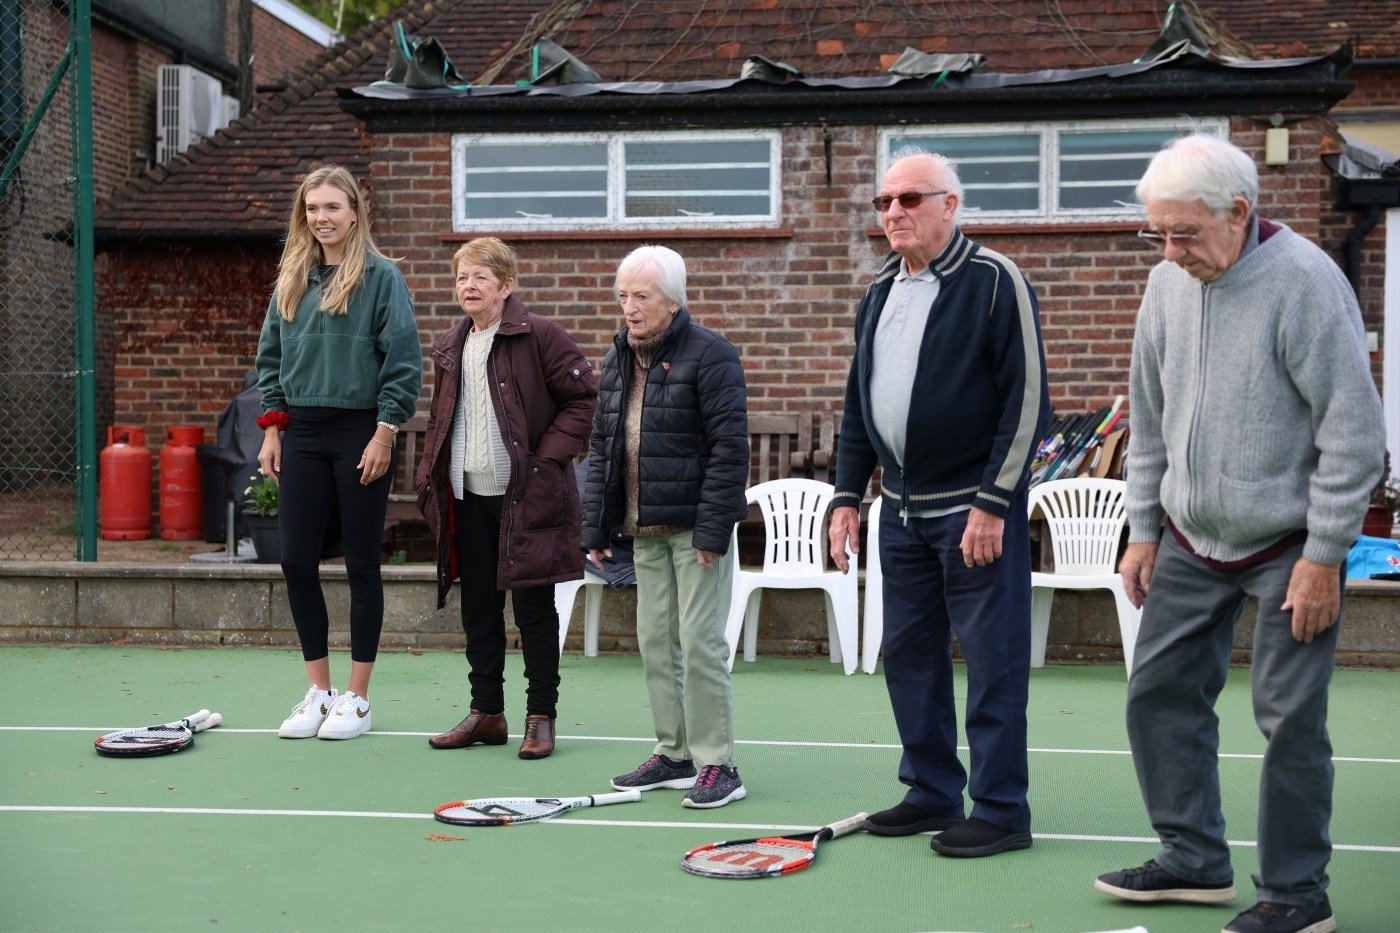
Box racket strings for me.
[686,838,813,874]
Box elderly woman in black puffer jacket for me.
[582,244,750,810]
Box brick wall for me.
[102,244,278,437]
[105,116,1387,451]
[249,5,326,87]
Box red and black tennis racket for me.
[94,709,223,757]
[433,790,641,826]
[681,812,868,879]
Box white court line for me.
[2,805,1397,853]
[2,726,1396,764]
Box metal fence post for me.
[72,0,95,559]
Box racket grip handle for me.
[590,790,642,806]
[183,709,212,727]
[826,812,869,839]
[193,712,222,733]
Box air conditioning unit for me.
[155,64,227,163]
[221,95,241,127]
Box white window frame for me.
[878,118,1228,224]
[451,129,783,232]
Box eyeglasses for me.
[1137,227,1203,247]
[871,190,948,212]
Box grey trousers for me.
[1126,533,1338,908]
[632,529,738,768]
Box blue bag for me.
[1346,535,1400,580]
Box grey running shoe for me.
[610,754,697,791]
[681,765,746,809]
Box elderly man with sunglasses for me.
[1091,135,1384,933]
[830,151,1049,858]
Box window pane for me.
[623,139,772,219]
[890,134,1040,213]
[461,142,607,220]
[1057,129,1177,211]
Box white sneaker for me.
[317,691,371,740]
[278,685,337,738]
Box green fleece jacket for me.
[1126,223,1385,566]
[255,252,422,425]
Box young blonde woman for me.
[255,164,422,740]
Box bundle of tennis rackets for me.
[433,789,641,826]
[93,709,223,757]
[681,812,868,879]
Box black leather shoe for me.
[929,816,1032,857]
[862,801,964,836]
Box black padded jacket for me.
[581,308,749,555]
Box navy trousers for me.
[878,488,1032,832]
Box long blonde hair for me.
[275,165,385,320]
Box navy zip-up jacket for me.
[834,229,1050,519]
[582,307,750,555]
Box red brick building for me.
[95,1,1400,487]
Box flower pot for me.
[242,511,281,564]
[1363,504,1396,539]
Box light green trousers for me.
[632,528,737,768]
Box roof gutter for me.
[94,227,280,249]
[337,70,1354,133]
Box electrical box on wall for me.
[1264,127,1290,166]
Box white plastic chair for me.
[555,568,613,657]
[725,479,859,675]
[1028,477,1141,674]
[860,495,884,674]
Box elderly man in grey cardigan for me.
[1093,135,1384,933]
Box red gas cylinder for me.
[99,426,152,540]
[159,426,205,540]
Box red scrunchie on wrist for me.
[256,411,291,431]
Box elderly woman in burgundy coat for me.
[415,237,597,760]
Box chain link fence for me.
[0,0,93,560]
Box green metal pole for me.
[73,0,97,559]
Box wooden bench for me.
[386,415,429,518]
[384,409,843,555]
[747,409,841,486]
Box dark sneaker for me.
[1095,858,1237,904]
[928,816,1032,858]
[863,801,964,837]
[682,765,747,809]
[610,754,697,791]
[1223,897,1335,933]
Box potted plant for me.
[241,472,281,563]
[1363,451,1399,538]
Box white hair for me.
[887,147,964,223]
[616,244,687,308]
[1135,133,1258,215]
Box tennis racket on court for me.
[680,812,868,879]
[433,789,641,826]
[94,709,223,758]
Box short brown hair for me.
[452,237,518,285]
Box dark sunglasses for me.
[871,190,948,212]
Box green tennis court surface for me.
[2,646,1396,932]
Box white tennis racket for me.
[94,709,223,757]
[433,790,641,826]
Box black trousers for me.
[452,491,560,718]
[279,408,393,663]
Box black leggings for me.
[453,492,561,718]
[279,408,394,663]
